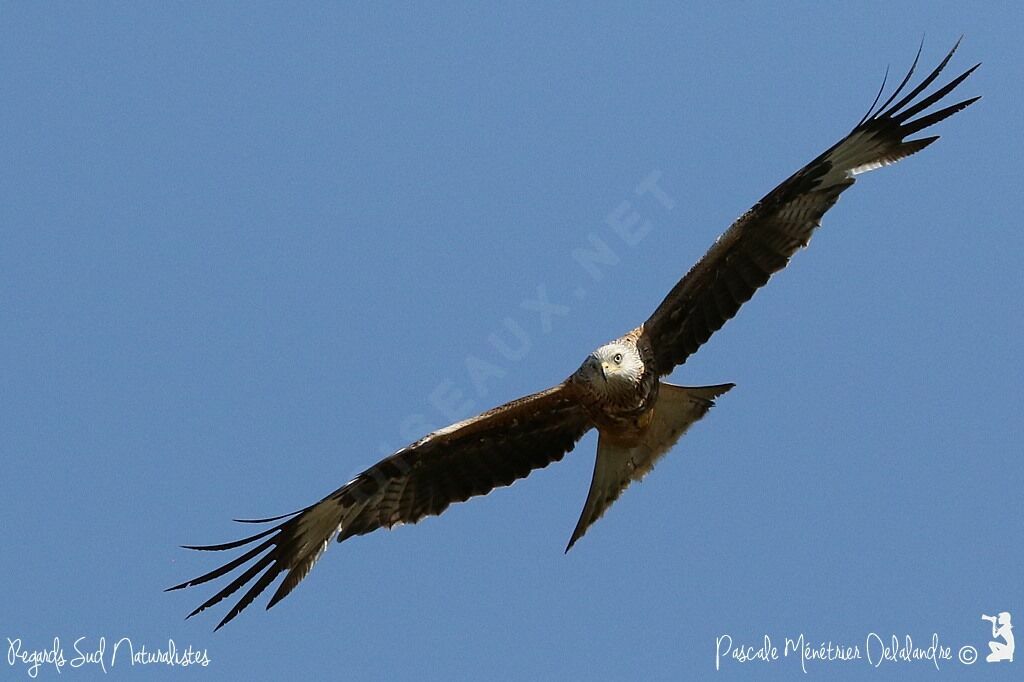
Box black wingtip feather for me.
[891,63,980,125]
[867,41,923,123]
[851,40,978,159]
[900,96,981,137]
[882,39,963,120]
[901,136,940,155]
[188,552,280,625]
[857,64,891,128]
[214,562,285,631]
[180,524,279,552]
[167,536,277,592]
[266,575,299,611]
[233,507,306,524]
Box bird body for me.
[572,330,658,434]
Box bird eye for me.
[613,353,623,364]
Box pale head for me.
[574,340,644,397]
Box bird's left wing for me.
[640,41,979,375]
[168,382,592,629]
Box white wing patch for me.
[820,130,892,184]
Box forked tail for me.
[567,382,734,551]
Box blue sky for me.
[2,3,1021,680]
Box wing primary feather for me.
[900,96,981,138]
[187,551,277,620]
[882,36,963,118]
[214,561,285,630]
[859,39,922,127]
[180,524,281,552]
[232,508,307,524]
[855,64,890,128]
[166,537,276,591]
[266,550,324,611]
[890,64,980,124]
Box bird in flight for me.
[170,41,978,629]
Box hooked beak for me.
[585,355,606,381]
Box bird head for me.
[574,341,644,396]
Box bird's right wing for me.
[168,382,593,629]
[640,41,979,376]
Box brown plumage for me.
[169,41,978,629]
